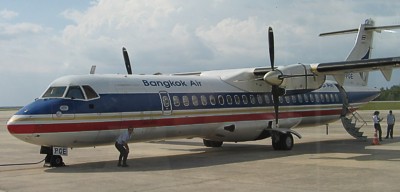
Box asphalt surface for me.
[1,110,400,192]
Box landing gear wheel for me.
[203,139,223,147]
[280,133,293,150]
[272,133,293,151]
[50,155,65,167]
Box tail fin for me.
[320,19,400,86]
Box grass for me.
[359,101,400,110]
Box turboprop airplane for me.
[6,19,400,167]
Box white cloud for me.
[196,17,264,57]
[0,22,45,36]
[0,9,18,19]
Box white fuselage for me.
[6,69,380,148]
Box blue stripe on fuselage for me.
[16,90,379,115]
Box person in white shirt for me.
[115,128,134,167]
[386,110,395,139]
[373,111,383,141]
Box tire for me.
[272,133,282,150]
[203,139,223,147]
[280,133,294,150]
[272,133,293,151]
[50,155,64,167]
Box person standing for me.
[115,128,134,167]
[373,111,383,141]
[386,110,395,139]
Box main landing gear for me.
[203,139,223,147]
[40,146,65,167]
[272,133,294,150]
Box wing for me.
[311,57,400,84]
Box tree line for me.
[375,85,400,101]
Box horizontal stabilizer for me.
[320,24,400,37]
[319,28,358,36]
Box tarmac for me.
[1,110,400,192]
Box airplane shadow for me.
[45,138,400,173]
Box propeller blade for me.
[272,85,280,126]
[122,47,132,75]
[268,26,280,128]
[268,27,275,70]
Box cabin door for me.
[159,91,172,115]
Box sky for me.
[1,0,400,106]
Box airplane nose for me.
[7,115,20,139]
[7,115,34,135]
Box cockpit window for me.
[82,85,99,99]
[65,86,85,100]
[42,86,67,98]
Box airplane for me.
[6,19,400,167]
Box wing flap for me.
[380,67,393,81]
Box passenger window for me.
[315,94,320,103]
[234,95,241,105]
[335,94,340,102]
[310,94,315,103]
[257,94,263,104]
[330,94,335,102]
[42,86,66,98]
[210,95,216,105]
[82,85,99,99]
[173,96,180,107]
[285,96,290,104]
[162,96,170,108]
[303,94,309,103]
[298,94,303,103]
[250,95,256,104]
[192,95,199,106]
[325,94,330,102]
[218,95,225,105]
[183,96,189,106]
[320,94,325,102]
[291,95,297,104]
[279,96,284,104]
[66,86,85,100]
[242,95,248,104]
[226,95,233,105]
[201,95,207,106]
[264,94,270,104]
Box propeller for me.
[267,27,285,128]
[122,47,132,75]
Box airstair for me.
[340,105,368,141]
[335,84,368,141]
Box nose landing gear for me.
[41,146,65,167]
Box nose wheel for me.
[44,155,65,167]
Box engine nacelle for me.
[264,64,326,91]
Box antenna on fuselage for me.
[122,47,133,75]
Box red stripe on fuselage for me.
[8,109,341,134]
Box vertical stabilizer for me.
[343,19,374,86]
[346,19,374,61]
